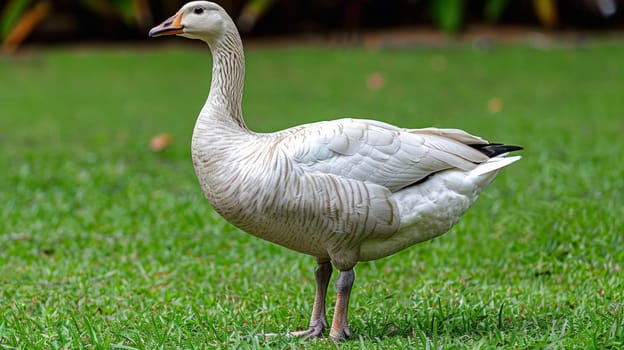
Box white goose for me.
[149,1,522,341]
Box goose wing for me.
[281,118,490,192]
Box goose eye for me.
[194,7,204,15]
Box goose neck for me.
[204,31,247,130]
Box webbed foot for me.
[288,318,328,338]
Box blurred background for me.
[2,0,623,52]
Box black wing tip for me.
[470,144,523,157]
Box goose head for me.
[149,1,235,43]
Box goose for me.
[149,1,522,341]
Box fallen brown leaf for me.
[150,133,173,152]
[487,97,503,113]
[366,72,385,91]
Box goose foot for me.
[288,318,328,338]
[329,325,351,341]
[259,318,326,339]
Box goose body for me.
[150,1,522,340]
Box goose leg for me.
[329,269,355,341]
[289,261,333,338]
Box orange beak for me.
[149,11,184,37]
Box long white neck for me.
[200,29,248,131]
[191,27,258,213]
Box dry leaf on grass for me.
[366,72,385,91]
[487,97,503,113]
[150,133,173,152]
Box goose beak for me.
[149,11,184,37]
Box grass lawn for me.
[1,39,623,349]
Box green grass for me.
[1,40,623,349]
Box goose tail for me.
[469,154,522,177]
[470,144,524,157]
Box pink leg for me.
[329,269,355,340]
[288,261,333,338]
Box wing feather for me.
[280,118,490,192]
